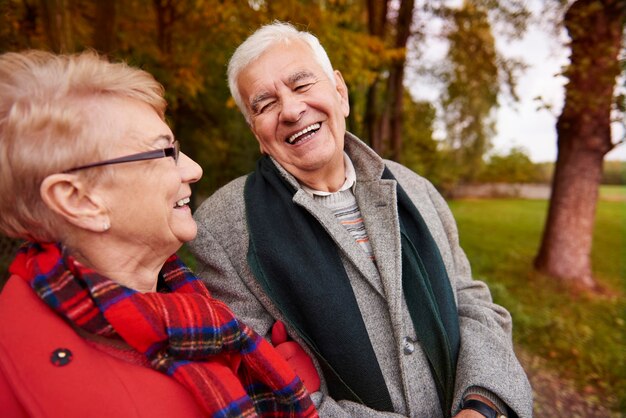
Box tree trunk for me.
[387,67,404,161]
[39,0,74,52]
[153,0,176,55]
[93,1,116,55]
[18,0,39,47]
[365,0,388,153]
[366,79,383,153]
[387,0,414,162]
[534,0,625,289]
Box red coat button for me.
[50,348,73,366]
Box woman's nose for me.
[179,151,203,183]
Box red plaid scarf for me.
[10,242,317,418]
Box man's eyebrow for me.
[288,70,316,84]
[250,92,273,113]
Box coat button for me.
[50,348,73,366]
[402,337,415,355]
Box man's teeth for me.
[287,123,321,144]
[175,197,190,208]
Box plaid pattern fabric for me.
[10,242,317,418]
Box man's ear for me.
[333,70,350,118]
[40,174,109,233]
[251,130,268,155]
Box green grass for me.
[599,184,626,201]
[448,195,625,413]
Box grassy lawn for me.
[448,189,625,414]
[599,184,626,201]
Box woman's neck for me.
[65,238,169,293]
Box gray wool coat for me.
[189,133,533,418]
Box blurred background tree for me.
[441,2,499,183]
[1,0,624,285]
[0,0,531,196]
[534,0,625,290]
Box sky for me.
[492,20,569,163]
[406,0,625,163]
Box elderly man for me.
[190,22,532,418]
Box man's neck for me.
[299,152,357,196]
[298,171,345,193]
[280,154,348,193]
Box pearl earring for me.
[102,221,110,231]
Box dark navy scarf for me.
[245,155,460,416]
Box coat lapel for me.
[263,132,407,307]
[355,178,403,317]
[292,190,385,297]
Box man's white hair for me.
[227,21,336,123]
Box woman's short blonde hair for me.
[0,50,166,242]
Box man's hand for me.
[455,394,504,418]
[454,409,487,417]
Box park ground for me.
[448,185,625,418]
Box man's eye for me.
[259,101,276,114]
[295,83,313,92]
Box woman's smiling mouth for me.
[174,197,190,208]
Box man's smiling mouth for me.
[286,123,321,144]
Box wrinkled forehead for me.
[237,40,326,98]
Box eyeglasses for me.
[63,141,179,173]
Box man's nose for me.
[278,93,306,123]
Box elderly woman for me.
[0,50,317,418]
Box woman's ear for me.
[40,174,110,233]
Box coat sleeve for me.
[422,177,533,418]
[189,181,276,337]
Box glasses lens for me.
[164,141,179,163]
[173,140,180,163]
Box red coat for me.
[0,275,204,417]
